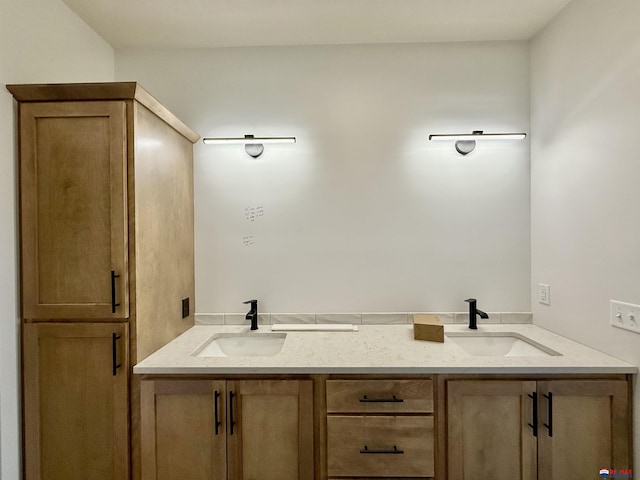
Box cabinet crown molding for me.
[6,82,200,143]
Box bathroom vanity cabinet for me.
[9,82,199,480]
[444,377,631,480]
[137,373,632,480]
[140,379,314,480]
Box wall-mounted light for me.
[429,130,526,155]
[202,134,296,158]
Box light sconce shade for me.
[429,130,526,155]
[202,134,296,158]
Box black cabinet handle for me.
[527,392,538,437]
[543,392,553,437]
[360,445,404,454]
[359,395,404,403]
[229,391,236,435]
[214,391,221,435]
[111,333,122,376]
[111,270,121,313]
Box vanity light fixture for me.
[202,134,296,158]
[429,130,526,155]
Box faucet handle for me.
[243,299,258,311]
[465,298,477,303]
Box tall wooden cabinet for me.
[9,82,200,480]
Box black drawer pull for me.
[214,391,221,435]
[111,333,122,376]
[111,270,121,313]
[543,392,553,437]
[359,395,404,403]
[527,392,538,437]
[229,391,236,435]
[360,445,404,454]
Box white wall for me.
[530,0,640,467]
[116,42,531,314]
[0,0,114,477]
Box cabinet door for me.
[537,380,631,480]
[20,101,128,319]
[227,380,314,480]
[447,380,537,480]
[23,323,129,480]
[140,380,226,480]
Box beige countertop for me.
[133,323,637,375]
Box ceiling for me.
[61,0,573,49]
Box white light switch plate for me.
[538,283,550,305]
[610,300,640,334]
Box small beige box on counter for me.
[413,314,444,343]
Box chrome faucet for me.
[244,299,258,330]
[465,298,488,330]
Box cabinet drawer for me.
[326,379,433,413]
[327,416,434,477]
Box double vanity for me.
[9,82,633,480]
[135,323,635,480]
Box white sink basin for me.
[193,332,287,357]
[446,332,561,357]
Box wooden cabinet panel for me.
[132,102,195,360]
[446,380,537,480]
[227,380,314,480]
[141,379,314,480]
[19,101,128,319]
[446,379,631,480]
[537,380,631,480]
[326,379,433,413]
[327,415,434,477]
[23,323,129,480]
[140,380,226,480]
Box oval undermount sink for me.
[446,332,561,357]
[193,332,287,357]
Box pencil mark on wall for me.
[242,235,255,246]
[244,205,264,222]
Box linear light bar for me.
[429,132,526,141]
[428,130,526,155]
[203,135,296,145]
[202,134,296,158]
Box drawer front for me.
[326,379,433,413]
[327,416,434,477]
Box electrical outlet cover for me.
[182,297,190,319]
[538,283,550,305]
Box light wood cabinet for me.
[536,380,631,480]
[447,380,537,480]
[326,379,435,478]
[446,379,631,480]
[9,82,200,480]
[23,323,130,480]
[18,101,129,319]
[140,380,226,480]
[137,374,631,480]
[141,379,314,480]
